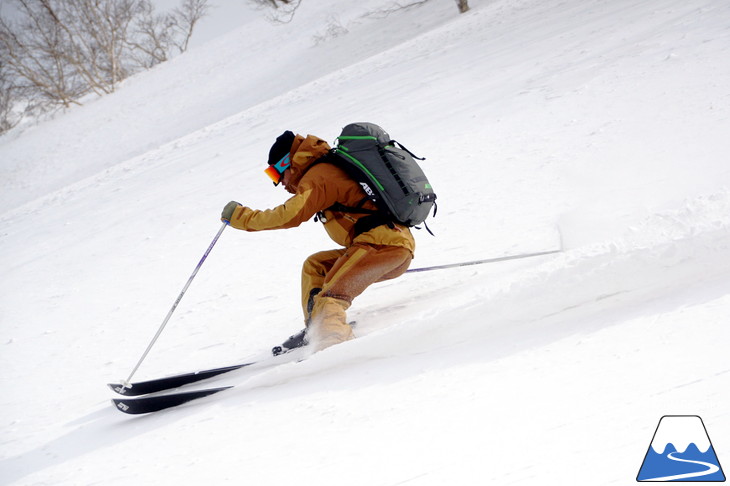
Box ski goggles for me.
[264,153,291,185]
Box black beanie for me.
[268,131,296,166]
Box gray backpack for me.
[329,122,437,234]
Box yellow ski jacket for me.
[228,134,415,253]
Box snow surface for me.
[1,0,730,484]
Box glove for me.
[221,201,240,223]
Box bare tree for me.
[247,0,303,23]
[125,0,209,68]
[256,0,297,7]
[456,0,469,13]
[250,0,470,16]
[127,1,176,68]
[1,55,22,132]
[1,2,84,107]
[172,0,211,53]
[54,0,142,93]
[0,0,209,133]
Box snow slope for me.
[1,0,729,484]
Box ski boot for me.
[272,328,308,356]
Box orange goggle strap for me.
[264,153,291,185]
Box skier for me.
[221,130,415,353]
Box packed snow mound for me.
[339,190,730,359]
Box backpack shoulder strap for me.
[308,150,398,236]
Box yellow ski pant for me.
[301,243,412,351]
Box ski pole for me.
[405,249,561,273]
[120,221,229,390]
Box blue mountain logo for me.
[637,415,725,482]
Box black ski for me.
[108,362,255,396]
[112,386,232,414]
